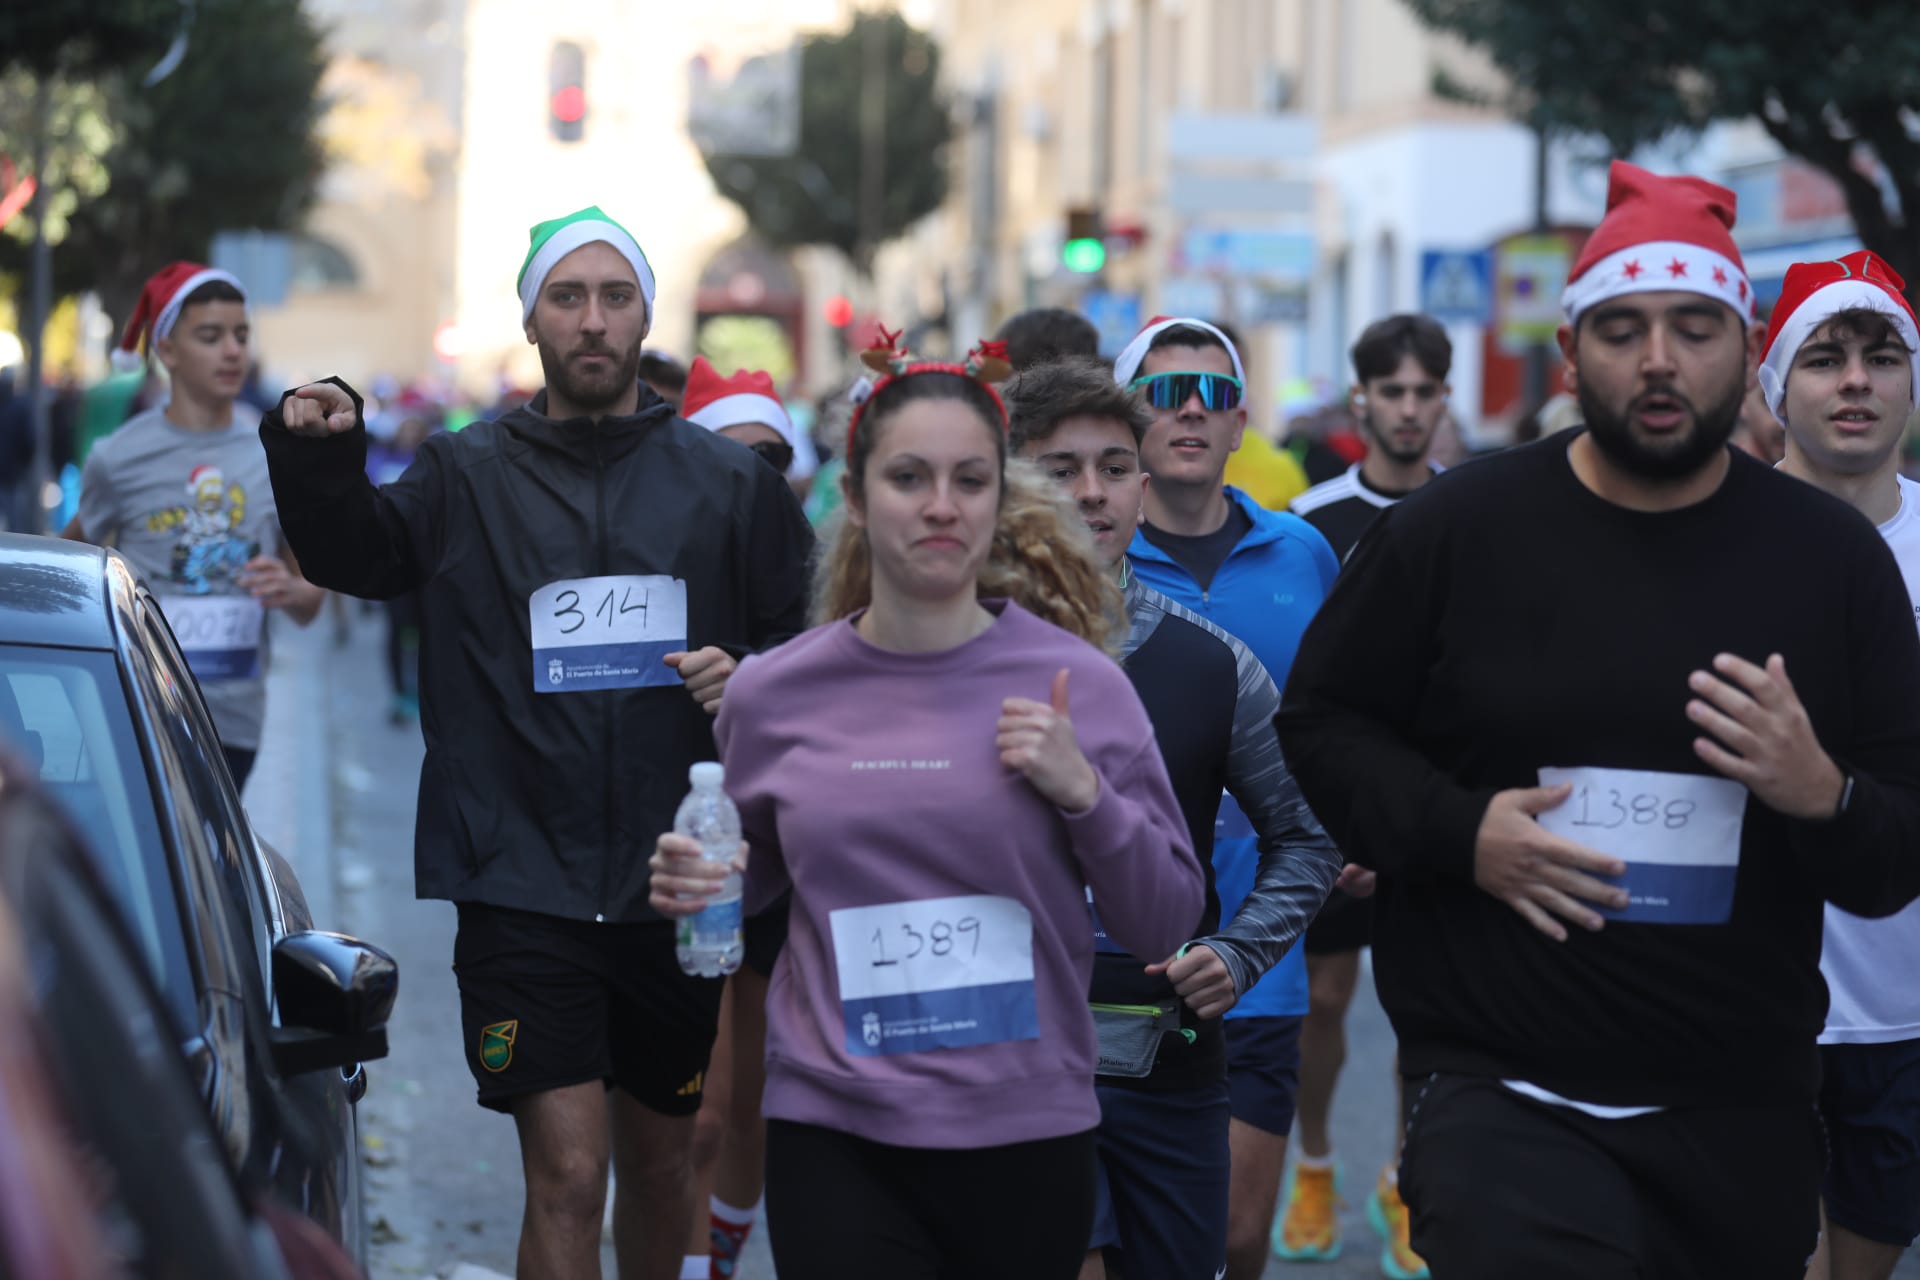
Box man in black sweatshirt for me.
[1277,161,1920,1279]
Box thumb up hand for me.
[996,668,1100,814]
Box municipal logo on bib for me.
[862,1011,882,1047]
[547,658,564,686]
[479,1019,518,1072]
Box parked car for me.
[0,751,378,1277]
[0,534,396,1262]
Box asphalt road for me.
[247,614,1917,1280]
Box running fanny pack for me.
[1089,1002,1186,1079]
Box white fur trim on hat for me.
[518,219,656,322]
[1561,241,1752,327]
[154,268,245,343]
[1757,278,1920,418]
[1113,317,1246,386]
[687,392,795,446]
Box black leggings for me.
[764,1119,1096,1280]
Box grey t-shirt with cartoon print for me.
[79,405,282,749]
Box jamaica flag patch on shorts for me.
[479,1019,518,1072]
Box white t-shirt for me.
[1820,473,1920,1045]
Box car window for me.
[137,600,275,988]
[0,644,193,1031]
[128,604,269,1001]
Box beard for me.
[1361,410,1434,466]
[1578,374,1744,481]
[536,331,644,414]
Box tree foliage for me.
[701,11,951,277]
[0,0,177,78]
[1404,0,1920,298]
[34,0,328,326]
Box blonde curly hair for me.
[813,372,1118,650]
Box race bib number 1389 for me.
[829,895,1040,1057]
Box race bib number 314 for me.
[529,575,687,693]
[829,895,1040,1057]
[1537,765,1748,925]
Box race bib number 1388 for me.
[1536,765,1748,925]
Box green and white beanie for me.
[516,205,655,321]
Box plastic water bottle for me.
[673,762,743,977]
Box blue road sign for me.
[1419,249,1495,325]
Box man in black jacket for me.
[1278,163,1920,1278]
[262,206,814,1280]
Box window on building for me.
[289,235,361,291]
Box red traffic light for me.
[551,85,586,124]
[822,295,854,327]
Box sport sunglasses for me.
[1128,370,1244,412]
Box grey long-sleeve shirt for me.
[1120,578,1341,997]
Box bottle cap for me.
[690,761,725,788]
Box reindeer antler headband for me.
[846,327,1013,456]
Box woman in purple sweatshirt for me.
[652,344,1203,1279]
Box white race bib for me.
[160,595,264,680]
[528,575,687,693]
[1537,766,1747,925]
[829,894,1040,1057]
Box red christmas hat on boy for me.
[1561,161,1752,326]
[681,357,794,446]
[112,261,246,372]
[1759,250,1920,416]
[1112,315,1245,386]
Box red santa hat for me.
[1758,250,1920,416]
[681,357,795,446]
[112,261,247,372]
[1561,161,1753,326]
[1112,316,1246,386]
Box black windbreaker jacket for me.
[260,378,814,921]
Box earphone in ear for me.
[1352,393,1368,407]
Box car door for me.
[129,591,364,1257]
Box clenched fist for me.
[279,382,358,437]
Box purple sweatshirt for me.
[715,600,1202,1149]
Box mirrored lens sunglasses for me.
[1129,371,1244,411]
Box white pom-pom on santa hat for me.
[681,356,795,446]
[114,261,246,369]
[1561,161,1753,326]
[1112,316,1246,387]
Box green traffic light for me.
[1063,238,1106,273]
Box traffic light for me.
[1063,207,1105,273]
[549,41,586,143]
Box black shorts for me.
[1303,890,1372,954]
[1819,1038,1920,1247]
[1399,1073,1822,1278]
[453,904,725,1115]
[744,893,791,978]
[1224,1015,1304,1136]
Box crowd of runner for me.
[60,161,1920,1280]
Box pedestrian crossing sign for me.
[1419,249,1495,325]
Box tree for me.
[0,1,176,78]
[700,11,951,278]
[1403,0,1920,300]
[5,0,326,328]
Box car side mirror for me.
[267,931,398,1078]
